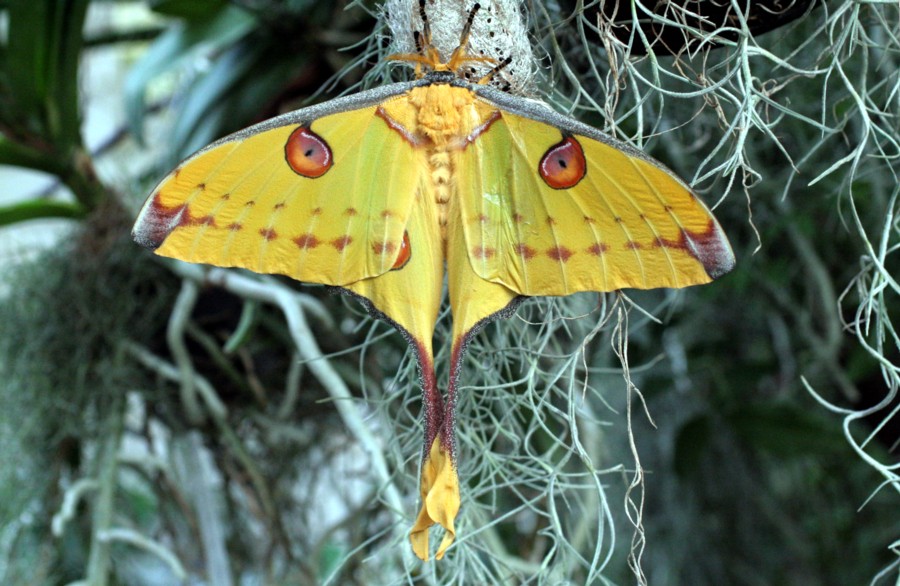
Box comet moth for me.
[133,2,734,562]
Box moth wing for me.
[133,83,425,286]
[457,87,734,295]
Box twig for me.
[97,528,187,582]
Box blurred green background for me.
[0,1,898,584]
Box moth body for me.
[379,82,498,240]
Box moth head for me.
[388,2,509,82]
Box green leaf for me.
[5,1,49,125]
[169,42,263,160]
[123,4,257,143]
[0,136,104,209]
[168,40,311,161]
[0,199,87,226]
[4,0,88,149]
[0,134,67,176]
[50,0,90,145]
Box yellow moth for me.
[133,2,734,562]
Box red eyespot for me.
[392,231,411,270]
[539,136,586,189]
[285,126,333,178]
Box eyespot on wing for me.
[539,136,586,189]
[285,126,333,178]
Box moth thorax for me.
[409,86,472,144]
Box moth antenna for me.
[478,55,512,84]
[445,3,495,73]
[418,0,432,48]
[394,0,493,76]
[388,3,430,75]
[459,3,481,48]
